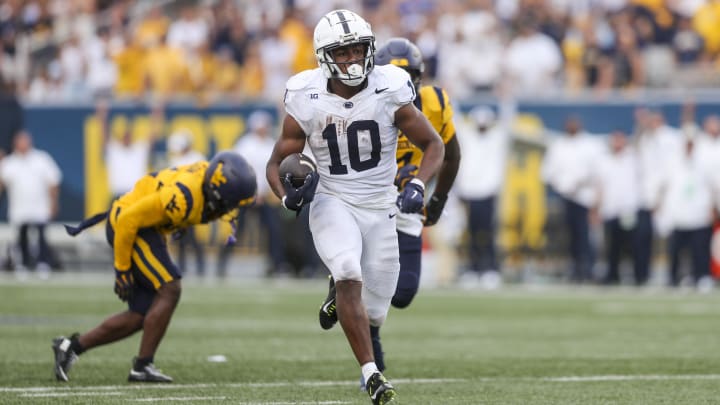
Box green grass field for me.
[1,275,719,404]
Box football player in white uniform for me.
[266,9,444,405]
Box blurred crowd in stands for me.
[1,0,720,289]
[2,0,720,104]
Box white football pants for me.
[309,192,400,326]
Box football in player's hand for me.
[279,153,317,187]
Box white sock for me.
[361,362,379,384]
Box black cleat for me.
[128,359,173,383]
[318,275,337,330]
[366,372,396,405]
[52,334,79,382]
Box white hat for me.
[469,106,496,126]
[167,131,191,153]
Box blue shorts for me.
[106,206,181,315]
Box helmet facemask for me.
[404,67,422,92]
[202,187,234,222]
[318,40,375,87]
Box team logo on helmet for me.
[210,162,228,187]
[202,152,257,223]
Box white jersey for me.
[284,64,415,208]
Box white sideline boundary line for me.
[4,375,720,395]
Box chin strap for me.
[225,207,250,246]
[226,217,238,246]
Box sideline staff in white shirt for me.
[218,110,291,277]
[97,102,156,200]
[542,116,602,283]
[455,106,508,281]
[0,130,62,271]
[595,130,641,284]
[634,107,681,284]
[661,135,715,287]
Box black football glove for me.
[396,178,425,214]
[423,193,448,226]
[282,172,319,212]
[394,164,418,189]
[114,268,134,302]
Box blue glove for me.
[396,178,425,214]
[394,164,418,189]
[282,172,319,212]
[114,268,134,302]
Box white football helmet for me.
[313,9,375,87]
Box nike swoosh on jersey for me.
[374,88,389,94]
[388,213,397,219]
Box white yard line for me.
[4,374,720,395]
[0,383,216,393]
[0,378,463,393]
[543,374,720,382]
[229,402,350,405]
[133,396,227,402]
[20,391,122,397]
[134,400,348,405]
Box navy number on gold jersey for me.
[322,120,381,174]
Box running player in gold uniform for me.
[371,37,461,376]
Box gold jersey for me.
[109,162,209,270]
[396,85,456,174]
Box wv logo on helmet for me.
[210,163,228,187]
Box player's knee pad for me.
[331,255,362,281]
[363,287,392,327]
[367,309,387,328]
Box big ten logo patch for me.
[84,112,254,218]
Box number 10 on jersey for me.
[322,120,381,175]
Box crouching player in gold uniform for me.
[52,151,256,382]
